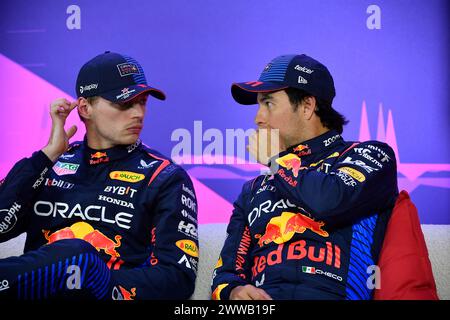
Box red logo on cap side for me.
[245,81,263,87]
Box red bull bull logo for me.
[255,212,328,247]
[292,144,311,157]
[43,227,75,242]
[111,285,137,300]
[275,154,306,178]
[255,223,282,247]
[83,230,122,258]
[119,286,136,300]
[90,152,109,165]
[91,152,108,159]
[43,221,122,262]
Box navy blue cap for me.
[231,54,335,105]
[76,51,166,103]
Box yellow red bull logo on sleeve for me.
[275,154,306,178]
[109,171,145,183]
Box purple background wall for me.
[0,0,449,224]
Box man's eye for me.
[118,103,132,109]
[266,102,274,108]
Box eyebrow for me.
[258,93,274,103]
[121,96,148,105]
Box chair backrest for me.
[373,190,439,300]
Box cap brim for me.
[231,82,289,105]
[101,84,166,103]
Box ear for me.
[77,97,91,121]
[301,96,317,120]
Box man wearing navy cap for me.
[211,54,399,300]
[0,52,198,300]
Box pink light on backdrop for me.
[174,155,265,224]
[359,101,450,193]
[191,102,450,224]
[0,54,234,225]
[0,54,85,177]
[191,176,234,224]
[2,53,448,225]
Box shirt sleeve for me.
[0,151,53,242]
[272,141,399,227]
[111,166,199,299]
[211,181,254,300]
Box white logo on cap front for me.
[294,65,314,74]
[116,87,136,100]
[79,83,98,94]
[298,76,308,84]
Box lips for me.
[127,125,143,134]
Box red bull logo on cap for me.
[255,211,328,247]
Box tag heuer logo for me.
[53,162,80,176]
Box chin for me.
[120,136,139,145]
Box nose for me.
[254,105,267,127]
[130,102,146,120]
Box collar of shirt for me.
[82,137,142,165]
[285,130,343,158]
[268,130,344,168]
